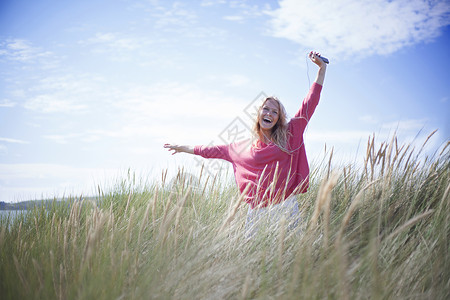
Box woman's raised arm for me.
[308,51,327,86]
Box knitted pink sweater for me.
[194,83,322,208]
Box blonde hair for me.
[253,97,291,152]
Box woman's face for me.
[259,99,279,133]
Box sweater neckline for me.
[253,139,274,150]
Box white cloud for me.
[23,74,107,113]
[223,15,245,22]
[0,39,54,64]
[111,81,244,121]
[220,2,271,23]
[37,81,251,146]
[0,137,29,144]
[381,118,429,132]
[43,133,83,144]
[77,32,150,62]
[266,0,450,59]
[153,2,198,29]
[201,0,227,6]
[140,1,229,40]
[103,82,252,144]
[306,129,373,143]
[82,32,143,52]
[359,115,378,124]
[0,39,61,71]
[306,119,432,146]
[0,99,17,107]
[24,94,89,113]
[0,145,7,155]
[225,74,251,87]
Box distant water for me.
[0,210,28,222]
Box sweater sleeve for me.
[293,82,322,122]
[194,144,232,162]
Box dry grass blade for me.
[32,258,44,292]
[240,273,252,300]
[384,210,435,242]
[309,171,339,231]
[14,255,30,294]
[218,196,242,234]
[337,179,380,243]
[219,184,250,233]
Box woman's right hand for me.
[163,144,194,155]
[308,51,326,68]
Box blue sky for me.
[1,0,449,202]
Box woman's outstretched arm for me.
[164,143,195,155]
[308,51,327,86]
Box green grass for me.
[1,132,449,299]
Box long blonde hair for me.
[253,96,291,152]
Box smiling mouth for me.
[263,117,272,124]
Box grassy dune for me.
[1,133,449,299]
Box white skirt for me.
[244,195,302,238]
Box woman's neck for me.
[259,130,272,144]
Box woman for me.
[164,51,327,235]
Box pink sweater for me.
[194,83,322,208]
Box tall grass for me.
[0,133,449,299]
